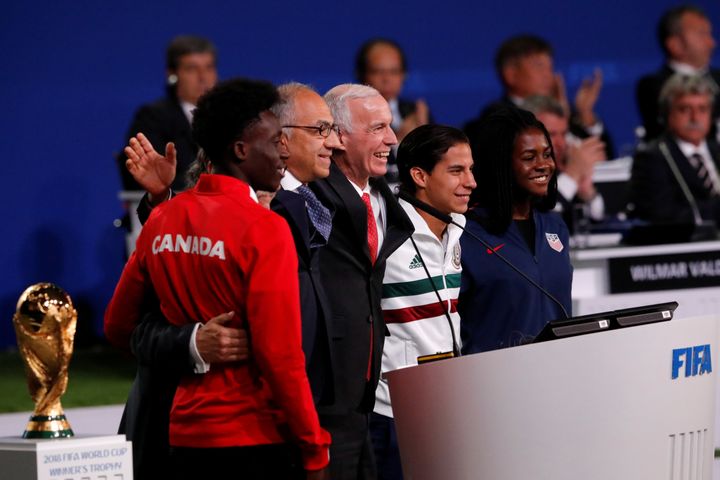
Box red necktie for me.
[362,192,378,264]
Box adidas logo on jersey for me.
[409,254,423,269]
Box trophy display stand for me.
[4,284,134,479]
[0,435,133,480]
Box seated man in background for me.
[522,95,606,231]
[636,5,719,142]
[465,34,614,159]
[372,124,475,480]
[355,38,432,182]
[120,35,217,193]
[629,74,720,225]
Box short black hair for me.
[397,124,469,194]
[657,5,708,57]
[192,78,278,163]
[494,35,552,81]
[166,35,216,71]
[468,106,558,234]
[355,38,408,83]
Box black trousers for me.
[320,411,377,480]
[369,412,404,480]
[169,443,303,480]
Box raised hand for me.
[574,69,603,128]
[125,133,177,205]
[396,99,430,142]
[551,72,570,117]
[576,171,598,202]
[564,136,606,183]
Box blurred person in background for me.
[636,5,719,142]
[465,34,614,160]
[629,73,720,225]
[119,35,218,195]
[355,38,432,183]
[522,95,606,231]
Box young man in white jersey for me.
[371,124,476,479]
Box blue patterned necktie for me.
[295,185,332,246]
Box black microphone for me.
[396,190,461,357]
[399,190,570,319]
[659,141,703,226]
[399,190,455,224]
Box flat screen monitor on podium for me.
[533,301,678,343]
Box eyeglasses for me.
[283,123,340,138]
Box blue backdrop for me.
[1,0,718,348]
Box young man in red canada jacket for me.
[105,78,330,480]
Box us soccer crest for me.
[545,233,564,252]
[452,243,462,269]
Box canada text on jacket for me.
[151,234,226,260]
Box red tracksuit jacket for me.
[105,174,330,470]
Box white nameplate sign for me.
[0,434,132,480]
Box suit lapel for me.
[371,177,414,266]
[325,164,373,261]
[665,136,708,197]
[315,164,413,267]
[398,99,415,119]
[500,95,516,108]
[272,189,312,263]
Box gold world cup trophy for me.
[13,283,77,438]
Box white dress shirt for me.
[675,138,720,194]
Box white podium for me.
[0,435,132,480]
[386,316,719,480]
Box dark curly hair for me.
[191,78,279,164]
[468,106,558,234]
[397,124,469,194]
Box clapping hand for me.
[125,133,177,205]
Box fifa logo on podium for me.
[672,345,712,379]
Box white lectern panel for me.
[387,316,718,480]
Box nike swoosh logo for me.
[486,243,505,254]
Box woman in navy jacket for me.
[459,107,573,354]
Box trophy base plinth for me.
[0,434,133,480]
[22,414,74,439]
